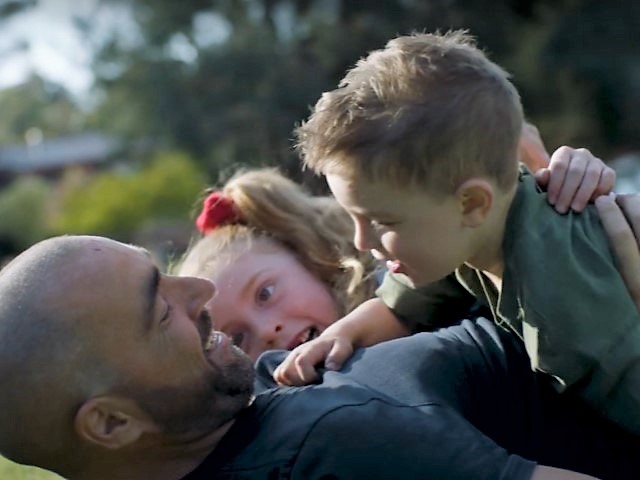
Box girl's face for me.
[205,244,340,361]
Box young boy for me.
[274,31,640,435]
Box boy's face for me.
[327,172,473,287]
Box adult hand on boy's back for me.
[535,146,615,214]
[596,193,640,307]
[519,121,550,171]
[519,122,615,214]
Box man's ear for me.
[456,179,494,227]
[74,396,159,449]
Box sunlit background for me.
[0,1,639,475]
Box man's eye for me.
[231,332,245,347]
[257,285,274,303]
[160,304,173,323]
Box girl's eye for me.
[231,332,245,347]
[257,285,274,303]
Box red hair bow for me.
[196,192,238,234]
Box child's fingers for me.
[292,353,322,385]
[324,340,354,371]
[274,345,325,386]
[274,355,318,386]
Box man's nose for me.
[180,276,216,319]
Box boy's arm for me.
[376,271,478,331]
[273,298,407,386]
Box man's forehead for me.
[63,239,156,287]
[83,238,152,260]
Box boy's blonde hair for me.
[296,31,523,194]
[177,168,378,315]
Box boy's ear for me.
[455,179,494,227]
[74,395,159,449]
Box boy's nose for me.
[353,221,378,252]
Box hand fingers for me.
[568,162,603,212]
[553,149,588,213]
[546,146,573,207]
[274,345,327,386]
[534,168,551,189]
[616,194,640,242]
[325,340,355,371]
[595,194,640,307]
[591,168,616,201]
[546,147,611,213]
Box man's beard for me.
[128,346,256,437]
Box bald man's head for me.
[0,236,120,468]
[0,235,253,479]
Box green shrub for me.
[52,151,206,240]
[0,455,61,480]
[0,176,52,250]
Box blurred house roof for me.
[0,132,119,174]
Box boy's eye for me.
[257,285,275,303]
[371,219,397,229]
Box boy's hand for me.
[535,146,615,214]
[273,333,355,386]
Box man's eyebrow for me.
[136,244,160,334]
[142,265,160,334]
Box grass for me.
[0,456,62,479]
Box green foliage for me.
[81,0,640,189]
[0,76,85,144]
[52,151,205,240]
[0,176,52,250]
[1,0,638,195]
[0,455,60,480]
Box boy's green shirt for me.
[376,167,640,434]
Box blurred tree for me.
[0,175,52,254]
[540,0,640,151]
[51,151,205,240]
[76,0,640,185]
[0,76,85,144]
[0,0,37,19]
